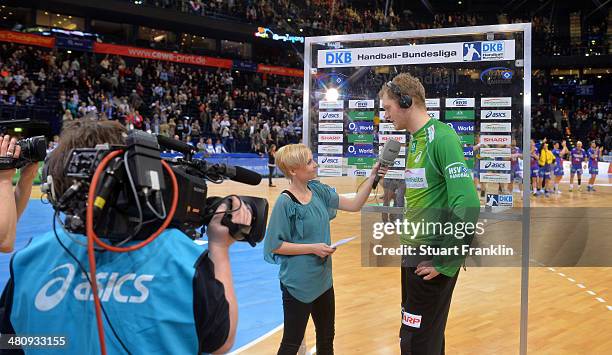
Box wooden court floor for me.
[217,177,611,355]
[29,177,612,354]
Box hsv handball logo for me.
[35,263,154,311]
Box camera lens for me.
[15,136,47,168]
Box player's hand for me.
[310,243,336,258]
[561,140,566,147]
[415,260,441,280]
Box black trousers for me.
[269,166,275,185]
[278,284,335,355]
[399,266,459,355]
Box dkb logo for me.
[326,51,352,65]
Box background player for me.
[586,141,602,192]
[551,140,569,194]
[569,141,586,192]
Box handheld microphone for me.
[372,139,401,189]
[156,134,195,156]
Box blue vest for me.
[10,228,205,354]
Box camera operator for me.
[0,134,38,253]
[0,120,242,354]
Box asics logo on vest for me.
[35,263,155,311]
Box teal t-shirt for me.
[263,180,339,303]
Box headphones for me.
[386,81,412,109]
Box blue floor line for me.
[0,200,283,351]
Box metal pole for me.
[520,22,532,355]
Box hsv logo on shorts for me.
[402,310,422,329]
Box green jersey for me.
[403,119,480,276]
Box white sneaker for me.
[556,189,562,194]
[512,188,521,194]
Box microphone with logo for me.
[372,139,401,189]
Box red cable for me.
[86,150,179,355]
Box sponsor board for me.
[384,169,405,180]
[348,111,375,121]
[393,158,406,168]
[318,145,343,154]
[481,67,514,85]
[481,97,512,107]
[348,99,375,109]
[480,147,512,158]
[405,168,428,188]
[318,134,344,143]
[459,135,475,145]
[480,135,511,145]
[486,194,514,207]
[379,111,386,120]
[480,160,511,171]
[319,111,343,120]
[318,122,344,132]
[463,147,474,158]
[463,41,513,61]
[317,40,515,68]
[446,121,474,134]
[318,167,343,176]
[347,157,375,169]
[445,110,475,120]
[318,100,344,109]
[480,173,511,183]
[317,156,342,167]
[348,121,374,133]
[347,168,369,177]
[379,122,406,132]
[445,98,475,108]
[380,134,406,144]
[481,122,512,132]
[427,111,440,119]
[348,134,373,144]
[426,98,440,108]
[347,144,375,157]
[480,109,511,120]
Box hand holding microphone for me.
[372,139,401,189]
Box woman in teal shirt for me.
[264,144,387,355]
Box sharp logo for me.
[318,134,343,143]
[325,51,352,65]
[480,135,511,145]
[35,263,154,311]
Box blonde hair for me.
[275,144,311,178]
[378,73,426,109]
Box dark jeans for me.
[278,284,335,355]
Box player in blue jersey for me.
[551,140,569,194]
[508,138,522,194]
[530,140,540,196]
[586,141,603,192]
[569,141,587,192]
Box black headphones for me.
[386,81,412,109]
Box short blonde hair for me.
[276,144,311,178]
[378,73,426,109]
